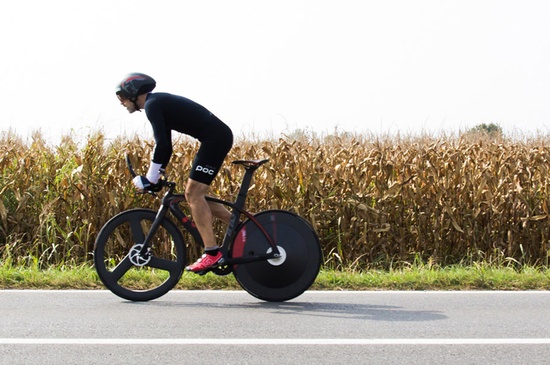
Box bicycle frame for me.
[95,156,322,302]
[137,160,281,266]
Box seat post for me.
[231,159,268,209]
[233,165,258,209]
[220,159,268,249]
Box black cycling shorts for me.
[189,134,233,185]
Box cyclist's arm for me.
[144,99,172,182]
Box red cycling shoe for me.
[185,252,223,274]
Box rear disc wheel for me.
[231,210,322,302]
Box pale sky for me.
[1,0,549,143]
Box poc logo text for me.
[195,165,215,175]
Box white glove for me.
[133,175,152,190]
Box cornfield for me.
[1,129,550,270]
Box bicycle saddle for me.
[232,159,269,168]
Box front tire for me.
[94,209,186,301]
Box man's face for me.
[117,94,137,113]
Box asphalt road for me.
[1,290,549,364]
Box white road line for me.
[1,338,550,345]
[2,290,550,294]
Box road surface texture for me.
[1,290,549,364]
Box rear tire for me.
[231,210,321,302]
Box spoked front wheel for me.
[93,209,186,301]
[231,210,322,302]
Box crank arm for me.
[224,253,279,266]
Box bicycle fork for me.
[131,202,175,266]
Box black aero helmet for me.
[116,73,156,100]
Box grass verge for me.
[1,264,550,291]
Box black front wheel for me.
[93,209,186,301]
[230,210,322,302]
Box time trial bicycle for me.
[93,155,322,302]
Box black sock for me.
[205,247,219,256]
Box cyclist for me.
[116,73,233,273]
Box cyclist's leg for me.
[185,179,217,249]
[185,179,225,273]
[185,135,232,272]
[185,136,231,245]
[208,199,231,224]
